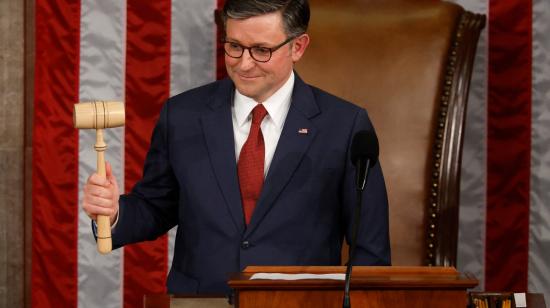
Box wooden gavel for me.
[73,101,125,254]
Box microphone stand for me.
[343,158,370,308]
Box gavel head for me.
[73,101,125,129]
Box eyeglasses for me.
[222,36,298,63]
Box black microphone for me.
[343,130,379,308]
[350,130,379,190]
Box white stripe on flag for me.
[78,0,126,307]
[167,0,217,271]
[170,0,217,95]
[529,0,550,297]
[453,0,488,292]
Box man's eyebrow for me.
[224,37,273,46]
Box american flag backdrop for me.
[30,0,550,307]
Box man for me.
[82,0,390,294]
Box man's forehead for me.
[225,12,286,41]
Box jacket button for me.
[241,241,250,249]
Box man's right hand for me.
[82,162,120,225]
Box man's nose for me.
[239,49,256,70]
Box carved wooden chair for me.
[296,0,485,266]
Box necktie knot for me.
[251,104,268,125]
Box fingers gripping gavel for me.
[74,101,125,254]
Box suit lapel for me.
[201,79,245,234]
[244,75,320,238]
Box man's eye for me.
[228,43,241,50]
[253,47,270,55]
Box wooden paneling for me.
[0,0,26,307]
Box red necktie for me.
[238,104,268,225]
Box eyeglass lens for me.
[224,43,272,62]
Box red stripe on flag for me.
[124,1,171,307]
[217,0,227,80]
[486,0,532,292]
[31,0,81,306]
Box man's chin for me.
[236,88,259,100]
[234,82,258,97]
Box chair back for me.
[295,0,485,266]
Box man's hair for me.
[222,0,310,38]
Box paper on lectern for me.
[250,273,345,281]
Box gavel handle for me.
[95,129,112,254]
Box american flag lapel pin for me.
[298,128,308,134]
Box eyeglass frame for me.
[222,34,302,63]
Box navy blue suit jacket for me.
[112,75,391,294]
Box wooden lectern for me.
[228,266,478,308]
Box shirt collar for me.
[234,71,295,129]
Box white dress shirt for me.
[232,72,294,177]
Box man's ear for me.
[291,33,310,62]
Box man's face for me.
[224,12,307,103]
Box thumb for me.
[105,162,119,192]
[105,161,114,179]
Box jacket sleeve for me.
[341,108,391,265]
[112,100,179,249]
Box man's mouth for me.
[237,73,260,80]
